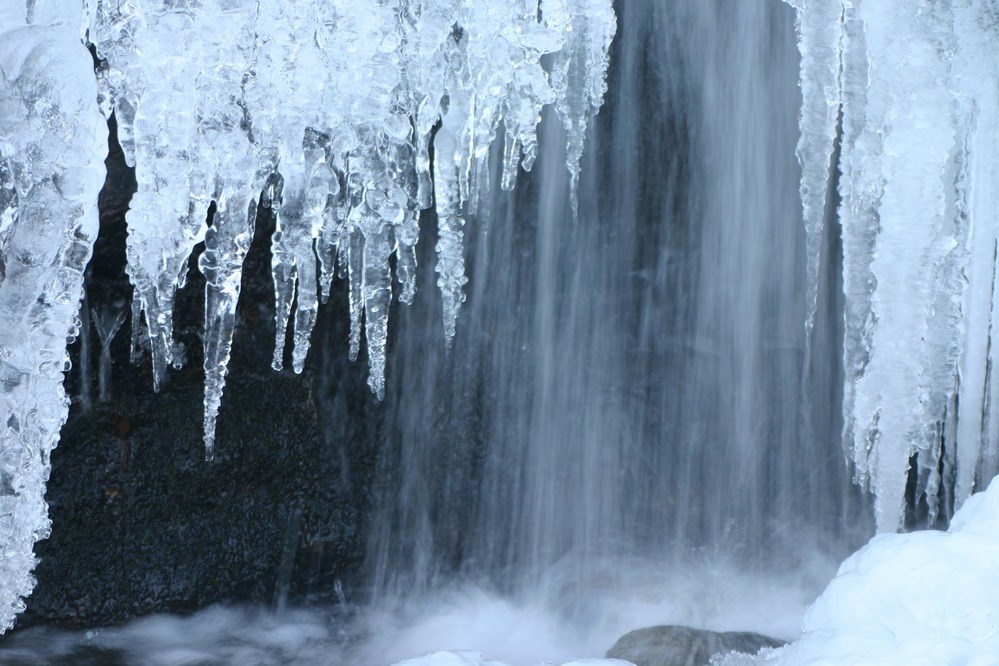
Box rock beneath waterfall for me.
[606,625,784,666]
[13,126,382,630]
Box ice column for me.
[0,4,107,631]
[783,0,843,334]
[789,0,999,530]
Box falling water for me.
[360,0,871,613]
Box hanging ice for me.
[783,0,843,335]
[0,0,614,630]
[544,0,617,213]
[0,1,108,631]
[787,0,999,531]
[84,0,615,455]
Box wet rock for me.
[13,115,381,631]
[606,625,784,666]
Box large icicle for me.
[788,0,999,529]
[951,1,999,510]
[783,0,843,335]
[0,3,107,631]
[845,1,963,531]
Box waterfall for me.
[360,0,871,604]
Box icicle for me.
[783,0,843,336]
[199,187,256,462]
[77,0,615,449]
[433,103,469,344]
[0,4,107,630]
[982,239,999,488]
[848,2,957,531]
[786,0,999,528]
[545,0,616,213]
[837,1,879,494]
[953,157,993,510]
[129,291,144,365]
[396,211,420,306]
[92,302,126,403]
[270,174,296,373]
[347,226,364,363]
[78,293,92,413]
[362,218,394,398]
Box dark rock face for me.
[606,625,785,666]
[16,114,381,630]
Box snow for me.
[388,651,512,666]
[719,476,999,665]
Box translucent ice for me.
[0,0,616,633]
[783,0,842,335]
[0,4,108,632]
[787,0,999,530]
[88,0,616,455]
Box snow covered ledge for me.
[718,476,999,664]
[0,4,107,631]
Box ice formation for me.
[784,0,842,336]
[88,0,615,459]
[785,0,999,531]
[0,0,614,630]
[0,1,108,632]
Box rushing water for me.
[363,0,870,602]
[1,0,874,663]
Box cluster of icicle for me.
[785,0,999,532]
[0,1,108,632]
[0,0,614,632]
[91,0,615,460]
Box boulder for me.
[606,625,784,666]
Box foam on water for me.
[0,556,839,665]
[350,557,836,665]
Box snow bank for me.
[739,478,999,664]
